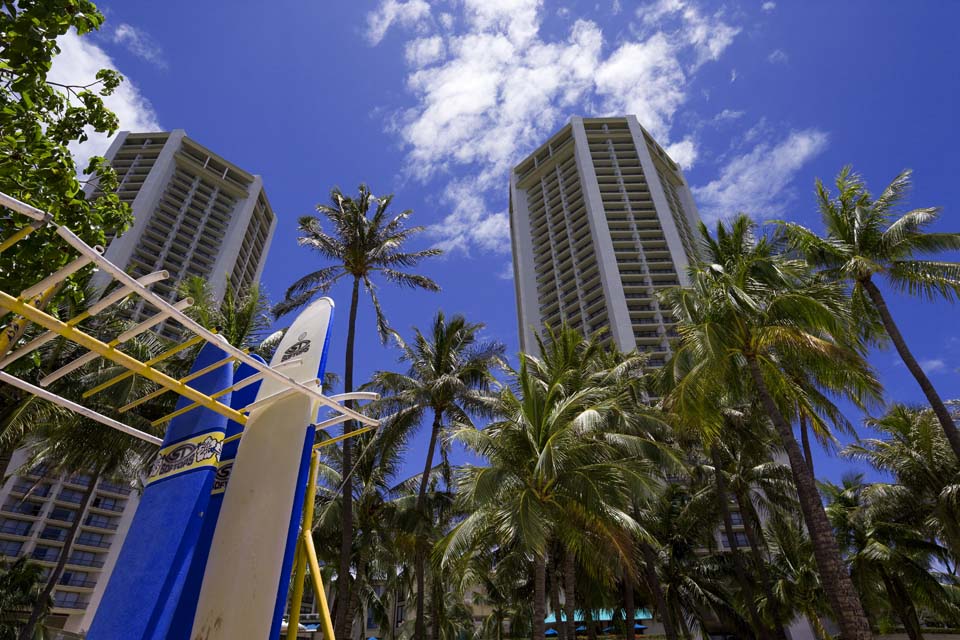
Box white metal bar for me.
[0,371,162,445]
[53,224,378,427]
[20,249,102,300]
[313,414,351,432]
[0,271,169,369]
[327,392,379,403]
[40,297,193,387]
[0,192,51,223]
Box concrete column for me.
[570,117,634,352]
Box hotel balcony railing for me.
[90,500,125,513]
[39,529,68,542]
[0,524,32,537]
[75,537,111,549]
[67,556,105,568]
[59,576,97,588]
[11,483,51,497]
[84,518,119,531]
[57,492,85,505]
[53,595,89,609]
[97,482,132,496]
[2,503,43,517]
[31,549,60,562]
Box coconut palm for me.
[178,276,273,354]
[274,184,441,638]
[444,349,654,640]
[822,474,960,638]
[367,310,504,640]
[844,405,960,566]
[776,168,960,458]
[0,558,49,639]
[659,215,881,640]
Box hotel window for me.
[0,540,23,556]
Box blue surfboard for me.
[88,342,234,640]
[166,355,266,637]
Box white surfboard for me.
[190,297,334,640]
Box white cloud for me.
[612,0,623,15]
[665,138,698,167]
[405,36,445,66]
[761,1,776,11]
[730,68,737,82]
[112,24,166,68]
[366,0,430,45]
[920,358,947,373]
[767,48,788,64]
[692,129,828,222]
[50,30,161,173]
[368,0,740,253]
[714,108,745,122]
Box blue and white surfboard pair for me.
[89,298,335,640]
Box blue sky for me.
[63,0,959,482]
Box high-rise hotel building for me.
[509,116,701,358]
[90,130,277,333]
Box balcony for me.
[90,498,125,513]
[83,518,118,531]
[11,483,51,498]
[56,491,85,505]
[59,576,97,589]
[97,482,132,496]
[2,503,43,517]
[75,536,111,549]
[39,528,68,543]
[67,556,105,569]
[30,549,60,563]
[53,595,89,610]
[0,523,33,537]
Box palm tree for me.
[274,184,441,638]
[0,558,49,639]
[659,215,881,640]
[776,168,960,458]
[367,310,503,640]
[444,348,654,640]
[844,405,960,567]
[178,276,273,354]
[822,474,960,638]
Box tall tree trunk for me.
[800,414,814,475]
[639,541,676,640]
[415,410,442,640]
[336,276,362,640]
[710,448,770,640]
[563,550,577,640]
[550,555,565,640]
[534,553,547,640]
[624,578,635,640]
[878,570,922,640]
[586,609,596,640]
[734,487,788,640]
[19,469,98,640]
[430,573,441,640]
[862,277,960,459]
[745,354,872,640]
[345,549,366,640]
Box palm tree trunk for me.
[430,574,441,640]
[19,469,98,640]
[745,354,872,640]
[862,277,960,459]
[563,550,576,640]
[586,609,596,640]
[639,541,676,640]
[800,414,814,474]
[710,448,770,640]
[336,276,362,640]
[534,553,547,640]
[415,410,442,640]
[550,556,565,640]
[733,487,787,640]
[878,569,922,640]
[624,578,635,640]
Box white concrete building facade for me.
[90,130,277,334]
[509,115,701,358]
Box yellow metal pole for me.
[0,225,35,254]
[287,449,321,639]
[0,284,59,358]
[0,290,245,424]
[82,334,206,398]
[305,534,336,640]
[120,353,242,415]
[313,425,376,449]
[286,542,307,640]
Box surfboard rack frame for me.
[2,191,384,638]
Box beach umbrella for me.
[546,629,559,637]
[576,626,588,634]
[602,626,616,634]
[634,624,647,630]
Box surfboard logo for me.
[211,461,233,495]
[281,332,311,362]
[147,432,225,485]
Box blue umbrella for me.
[602,626,616,634]
[576,626,588,634]
[634,624,648,630]
[546,630,559,637]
